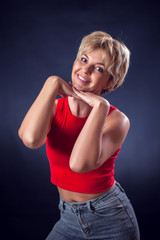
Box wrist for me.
[94,98,110,110]
[92,99,110,117]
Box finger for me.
[72,88,91,98]
[72,86,91,95]
[71,92,79,98]
[68,88,80,98]
[72,88,84,98]
[72,87,84,95]
[72,90,91,103]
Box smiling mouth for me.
[78,74,90,83]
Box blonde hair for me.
[75,31,130,93]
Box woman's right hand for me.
[18,75,76,149]
[52,76,77,98]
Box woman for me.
[18,31,140,239]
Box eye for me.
[81,57,87,63]
[96,67,104,73]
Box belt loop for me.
[87,201,94,213]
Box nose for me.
[83,64,93,74]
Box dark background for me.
[1,0,160,239]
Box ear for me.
[101,82,109,94]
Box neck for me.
[68,96,92,118]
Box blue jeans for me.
[46,182,140,239]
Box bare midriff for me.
[57,181,115,203]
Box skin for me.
[18,48,130,202]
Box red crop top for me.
[46,97,121,194]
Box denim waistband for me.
[59,181,125,212]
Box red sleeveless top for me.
[46,97,121,193]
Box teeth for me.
[79,75,87,81]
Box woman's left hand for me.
[72,87,109,108]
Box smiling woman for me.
[71,49,111,95]
[18,31,140,239]
[74,31,130,93]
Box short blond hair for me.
[75,31,130,92]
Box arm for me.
[69,90,130,173]
[18,76,76,149]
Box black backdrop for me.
[1,0,160,239]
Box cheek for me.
[73,63,80,73]
[94,76,107,88]
[73,59,82,71]
[72,64,79,80]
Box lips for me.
[77,74,90,84]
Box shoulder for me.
[105,106,130,133]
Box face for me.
[71,48,111,95]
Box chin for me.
[73,83,83,91]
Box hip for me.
[56,181,140,239]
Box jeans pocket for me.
[90,197,124,217]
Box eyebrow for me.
[83,54,105,67]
